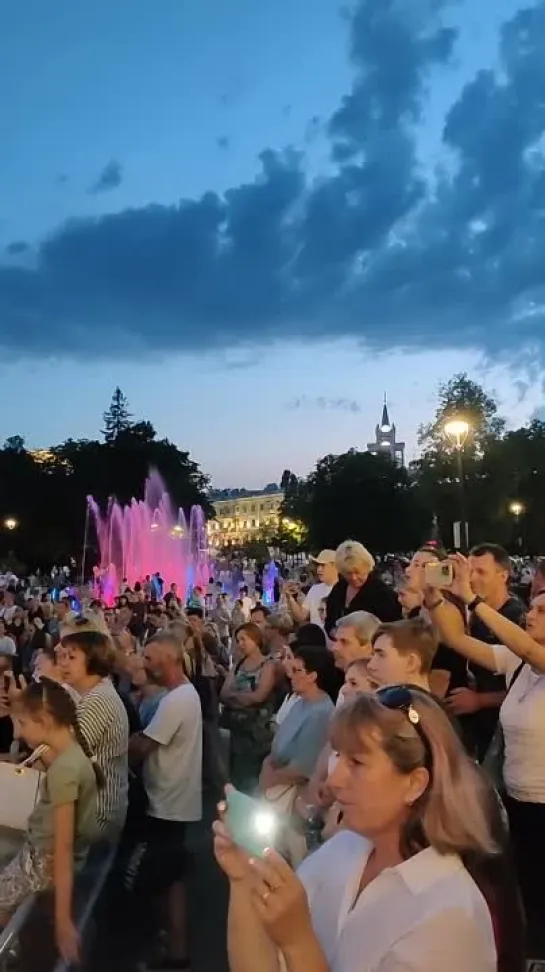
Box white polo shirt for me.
[143,682,203,822]
[297,831,496,972]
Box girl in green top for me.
[0,679,102,963]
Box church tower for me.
[367,395,405,466]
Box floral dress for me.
[224,659,275,794]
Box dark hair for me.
[292,623,327,650]
[469,543,511,573]
[251,604,270,619]
[186,606,204,620]
[235,622,264,652]
[18,678,104,787]
[372,617,438,676]
[292,643,338,700]
[60,629,116,677]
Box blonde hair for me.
[336,540,375,575]
[331,689,499,859]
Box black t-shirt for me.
[461,595,526,761]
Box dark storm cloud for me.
[1,0,545,361]
[5,241,29,255]
[89,160,124,194]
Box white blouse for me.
[494,643,545,803]
[297,831,496,972]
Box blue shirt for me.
[271,694,334,778]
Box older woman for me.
[58,621,130,838]
[259,645,335,796]
[215,688,523,972]
[325,540,400,637]
[220,622,277,793]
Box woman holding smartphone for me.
[214,688,523,972]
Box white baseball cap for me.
[310,549,337,565]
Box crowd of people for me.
[0,538,543,970]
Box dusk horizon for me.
[2,0,545,486]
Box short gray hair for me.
[336,540,375,575]
[146,631,187,665]
[336,611,380,646]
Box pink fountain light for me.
[87,469,209,604]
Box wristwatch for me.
[467,595,484,612]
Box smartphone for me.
[225,788,282,858]
[3,673,11,693]
[424,561,454,588]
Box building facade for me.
[207,491,284,548]
[367,397,405,466]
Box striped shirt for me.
[77,678,129,836]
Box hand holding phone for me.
[424,561,454,588]
[226,788,282,858]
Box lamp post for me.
[509,501,524,552]
[444,419,470,552]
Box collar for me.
[393,847,464,894]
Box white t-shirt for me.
[494,643,545,803]
[143,682,203,822]
[297,831,496,972]
[240,595,253,621]
[0,635,16,656]
[0,606,17,624]
[303,583,332,626]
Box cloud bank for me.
[1,0,545,361]
[287,396,362,414]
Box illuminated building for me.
[207,491,284,547]
[367,396,405,466]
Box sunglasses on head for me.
[376,685,433,768]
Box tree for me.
[102,387,133,443]
[413,374,506,549]
[418,373,505,456]
[284,449,431,553]
[4,435,25,453]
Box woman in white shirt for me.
[428,553,545,958]
[214,686,506,972]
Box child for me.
[0,678,101,962]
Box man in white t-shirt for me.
[285,550,338,627]
[129,632,202,969]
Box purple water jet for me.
[87,469,209,603]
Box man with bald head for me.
[129,632,202,969]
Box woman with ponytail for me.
[0,678,102,963]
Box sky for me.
[1,0,545,488]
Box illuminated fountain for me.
[87,469,209,603]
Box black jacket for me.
[325,572,402,636]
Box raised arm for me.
[445,555,545,674]
[425,593,497,673]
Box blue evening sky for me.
[0,0,542,487]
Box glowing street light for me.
[4,517,18,531]
[444,418,471,552]
[444,419,470,449]
[509,501,525,551]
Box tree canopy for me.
[0,389,210,571]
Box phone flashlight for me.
[225,788,281,858]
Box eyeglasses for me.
[376,685,433,768]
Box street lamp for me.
[3,517,18,531]
[444,419,470,552]
[509,501,525,552]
